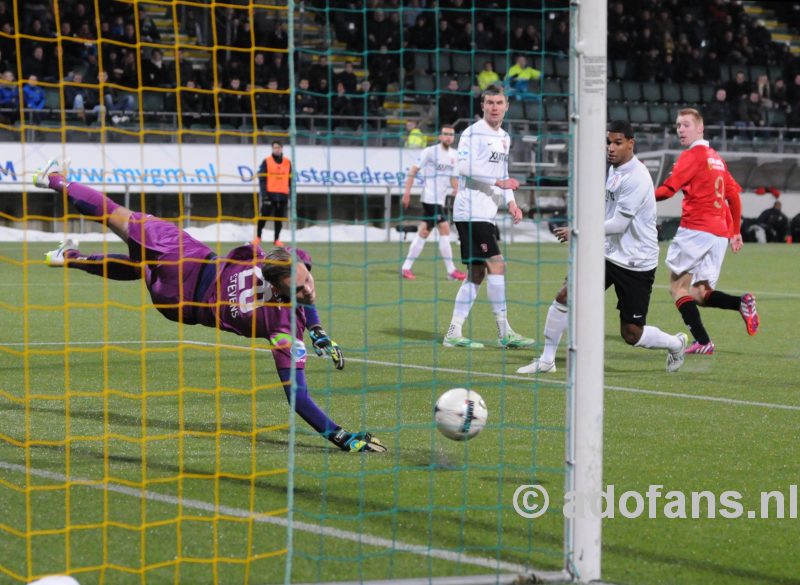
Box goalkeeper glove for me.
[328,429,387,453]
[309,325,344,370]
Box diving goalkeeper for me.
[34,158,386,453]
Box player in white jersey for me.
[443,86,534,349]
[518,121,688,374]
[401,125,466,281]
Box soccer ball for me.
[434,388,488,441]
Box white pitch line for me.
[2,339,799,412]
[0,461,528,575]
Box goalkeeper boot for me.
[498,332,535,349]
[33,158,71,189]
[329,429,387,453]
[666,332,688,373]
[516,358,556,374]
[45,239,79,267]
[443,335,484,348]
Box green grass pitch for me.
[1,239,798,585]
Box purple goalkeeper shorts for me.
[126,212,216,324]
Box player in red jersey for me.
[655,108,759,354]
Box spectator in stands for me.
[182,8,204,45]
[0,69,18,122]
[437,19,456,49]
[69,3,92,36]
[756,200,789,242]
[356,79,383,128]
[252,52,270,88]
[27,18,49,38]
[634,27,659,55]
[218,76,247,120]
[477,61,500,91]
[331,81,356,128]
[295,77,317,130]
[737,91,767,139]
[787,73,800,105]
[120,22,137,46]
[725,70,751,104]
[608,30,630,61]
[703,51,723,85]
[407,14,434,50]
[367,46,397,93]
[509,25,530,53]
[315,78,329,117]
[682,48,705,83]
[24,45,54,82]
[258,78,288,126]
[175,49,196,86]
[142,49,174,88]
[180,79,207,129]
[65,71,102,122]
[101,72,134,118]
[367,10,394,50]
[268,53,289,90]
[451,21,473,51]
[772,78,788,112]
[268,21,289,50]
[0,46,10,76]
[307,55,330,93]
[0,2,10,29]
[404,119,426,149]
[525,25,542,52]
[705,88,734,135]
[442,0,469,30]
[474,20,496,51]
[140,15,160,43]
[659,51,679,84]
[439,78,468,127]
[22,74,45,116]
[504,55,541,101]
[548,19,569,55]
[755,74,773,108]
[335,61,358,95]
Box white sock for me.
[486,274,511,338]
[402,234,426,271]
[635,325,683,352]
[540,300,568,364]
[447,281,480,338]
[438,234,456,273]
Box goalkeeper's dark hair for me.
[481,84,506,103]
[608,120,634,139]
[262,247,293,288]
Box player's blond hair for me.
[677,108,703,125]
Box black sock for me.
[704,290,741,311]
[256,219,266,238]
[676,296,711,344]
[274,220,283,242]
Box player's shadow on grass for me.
[381,327,439,342]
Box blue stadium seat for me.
[508,100,525,120]
[414,74,435,93]
[649,104,671,125]
[680,84,701,104]
[662,83,683,103]
[554,58,569,78]
[607,80,622,101]
[452,52,473,74]
[526,100,542,121]
[629,103,649,124]
[641,82,661,102]
[608,102,628,122]
[622,81,642,102]
[766,108,786,127]
[544,98,568,122]
[701,85,716,103]
[611,59,628,80]
[543,77,563,98]
[414,52,432,72]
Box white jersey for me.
[453,119,514,223]
[604,155,659,271]
[415,144,457,205]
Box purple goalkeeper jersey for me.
[195,245,308,370]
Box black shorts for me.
[261,197,288,220]
[420,203,447,230]
[455,221,501,265]
[605,260,655,327]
